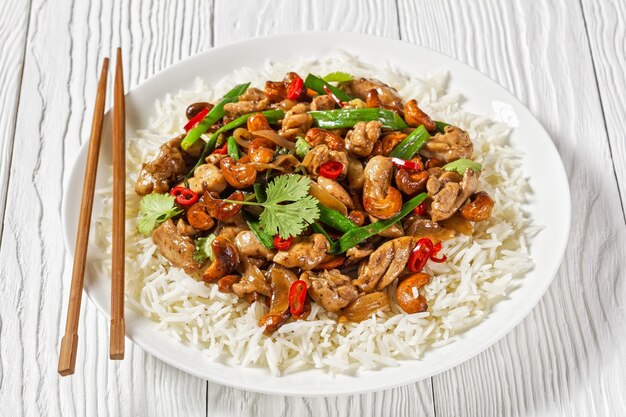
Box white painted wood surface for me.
[0,1,624,416]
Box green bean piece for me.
[309,108,408,130]
[304,74,352,102]
[227,136,239,160]
[181,82,250,150]
[388,125,430,160]
[317,204,357,233]
[331,193,428,254]
[253,182,267,203]
[244,213,275,250]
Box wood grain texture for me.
[210,1,434,416]
[398,0,626,416]
[0,1,213,416]
[580,0,626,220]
[0,0,30,239]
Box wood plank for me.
[0,0,30,239]
[398,0,626,416]
[0,1,212,416]
[209,1,434,416]
[580,0,626,220]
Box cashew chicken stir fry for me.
[135,72,495,334]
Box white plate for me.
[63,32,570,396]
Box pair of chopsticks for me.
[58,48,126,376]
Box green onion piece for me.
[443,158,482,174]
[311,222,338,252]
[318,204,357,233]
[304,74,352,102]
[331,193,428,254]
[435,121,450,133]
[227,136,239,160]
[185,109,285,178]
[309,108,408,130]
[253,182,267,203]
[243,212,274,250]
[388,125,430,160]
[181,82,250,150]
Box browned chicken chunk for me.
[302,269,358,313]
[152,219,202,274]
[345,120,382,157]
[419,126,473,163]
[354,236,416,292]
[223,88,270,117]
[429,168,479,222]
[135,136,189,195]
[279,103,313,140]
[341,78,404,113]
[273,234,330,270]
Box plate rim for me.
[62,31,571,396]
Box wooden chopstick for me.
[58,57,109,376]
[110,47,126,360]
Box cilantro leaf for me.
[193,234,216,263]
[295,137,310,158]
[137,194,183,235]
[322,71,354,83]
[260,195,320,238]
[443,159,482,175]
[265,174,311,204]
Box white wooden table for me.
[1,1,625,416]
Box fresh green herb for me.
[322,71,354,83]
[388,125,430,160]
[192,234,216,263]
[317,204,357,233]
[295,137,310,158]
[137,194,183,235]
[331,193,428,254]
[304,74,353,102]
[186,109,285,178]
[443,159,482,174]
[309,108,408,130]
[243,213,275,250]
[227,136,239,160]
[181,83,250,150]
[223,175,320,238]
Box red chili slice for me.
[286,76,304,100]
[288,280,308,316]
[183,106,210,132]
[212,142,228,155]
[169,186,199,207]
[391,157,423,171]
[413,201,428,216]
[322,85,345,108]
[319,161,344,179]
[408,239,432,273]
[273,235,293,251]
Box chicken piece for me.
[152,219,202,274]
[223,88,269,117]
[305,128,345,151]
[341,78,404,114]
[419,126,473,163]
[272,234,330,271]
[339,292,390,323]
[135,136,189,195]
[430,169,479,222]
[234,230,275,261]
[345,120,382,157]
[354,236,416,292]
[346,245,374,263]
[302,270,358,313]
[187,163,228,195]
[176,218,199,237]
[302,144,349,179]
[310,94,336,111]
[279,103,313,140]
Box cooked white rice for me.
[94,52,534,375]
